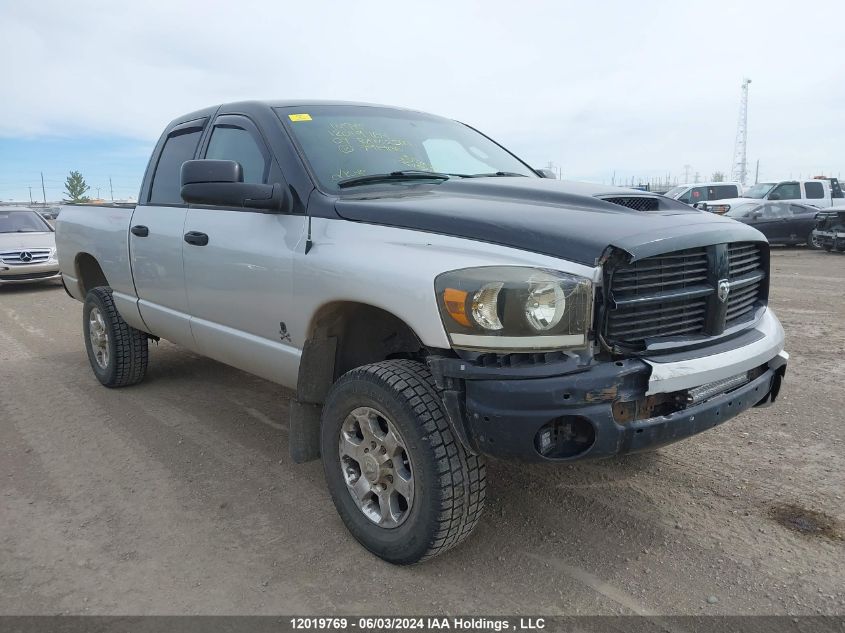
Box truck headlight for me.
[435,267,592,351]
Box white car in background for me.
[664,181,742,205]
[0,207,61,286]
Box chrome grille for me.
[605,242,766,347]
[0,249,52,265]
[726,242,763,326]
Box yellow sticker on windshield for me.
[288,113,312,122]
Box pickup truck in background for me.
[698,178,844,214]
[56,100,788,564]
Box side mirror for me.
[767,193,780,201]
[536,168,558,179]
[750,212,762,219]
[180,160,291,212]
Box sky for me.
[2,0,844,202]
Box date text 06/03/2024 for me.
[289,617,545,630]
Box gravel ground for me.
[1,247,843,616]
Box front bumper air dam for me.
[429,333,787,463]
[0,262,61,285]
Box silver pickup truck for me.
[56,100,788,564]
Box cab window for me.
[804,181,824,199]
[713,184,738,199]
[689,186,708,202]
[149,128,203,205]
[769,182,801,200]
[206,125,269,184]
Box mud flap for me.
[289,400,322,463]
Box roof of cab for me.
[168,100,445,128]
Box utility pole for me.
[754,159,760,184]
[683,164,692,183]
[730,78,752,185]
[28,186,33,205]
[40,172,47,206]
[95,187,101,199]
[545,161,561,179]
[109,176,114,201]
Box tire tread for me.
[86,287,148,387]
[339,359,486,562]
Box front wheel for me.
[807,232,822,250]
[83,287,149,387]
[321,360,486,564]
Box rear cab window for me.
[149,121,206,205]
[804,181,824,199]
[712,185,738,199]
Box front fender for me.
[290,218,600,350]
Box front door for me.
[182,114,306,387]
[130,119,206,348]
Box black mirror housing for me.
[179,159,291,213]
[181,159,243,185]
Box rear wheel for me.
[83,287,149,387]
[321,359,486,564]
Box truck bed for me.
[56,203,145,328]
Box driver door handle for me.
[184,231,209,246]
[130,225,149,237]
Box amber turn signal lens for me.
[443,288,470,327]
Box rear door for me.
[788,203,819,242]
[182,114,307,386]
[129,118,206,348]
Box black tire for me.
[320,359,486,564]
[83,287,149,387]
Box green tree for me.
[64,170,90,202]
[711,171,725,182]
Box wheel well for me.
[75,253,109,295]
[297,302,425,404]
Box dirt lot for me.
[1,248,843,616]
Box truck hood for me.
[334,178,765,266]
[0,231,56,252]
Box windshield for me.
[744,183,775,199]
[664,186,687,198]
[726,203,759,218]
[0,210,51,233]
[277,105,536,192]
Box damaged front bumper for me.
[428,309,787,463]
[813,229,845,250]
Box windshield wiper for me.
[463,171,528,178]
[337,170,452,189]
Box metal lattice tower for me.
[730,78,751,185]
